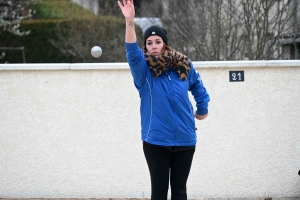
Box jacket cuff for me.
[125,41,139,51]
[196,108,208,115]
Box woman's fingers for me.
[118,0,135,18]
[118,0,132,9]
[117,1,123,9]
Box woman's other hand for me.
[194,113,208,120]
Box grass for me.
[31,0,96,20]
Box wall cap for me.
[0,60,299,70]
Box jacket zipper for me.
[166,72,177,143]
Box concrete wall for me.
[0,61,299,199]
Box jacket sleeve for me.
[188,61,210,115]
[125,41,148,89]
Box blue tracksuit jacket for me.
[126,41,210,146]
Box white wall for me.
[0,61,299,199]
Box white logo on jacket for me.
[196,71,202,84]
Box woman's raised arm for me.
[118,0,137,43]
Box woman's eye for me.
[147,42,152,45]
[156,41,161,44]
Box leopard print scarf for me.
[143,46,190,81]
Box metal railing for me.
[0,47,26,63]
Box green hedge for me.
[0,17,143,63]
[1,20,70,63]
[31,0,95,19]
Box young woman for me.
[118,1,210,199]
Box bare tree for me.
[0,0,36,59]
[143,0,300,60]
[0,0,36,35]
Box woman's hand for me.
[194,113,208,120]
[118,0,135,19]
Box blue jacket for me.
[126,41,210,146]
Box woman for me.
[118,1,210,200]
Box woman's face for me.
[145,35,166,56]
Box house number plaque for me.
[229,71,244,82]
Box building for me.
[279,0,300,59]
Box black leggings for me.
[143,142,195,200]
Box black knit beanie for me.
[143,25,168,46]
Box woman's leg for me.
[170,148,195,200]
[143,142,171,200]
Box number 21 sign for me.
[229,71,244,82]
